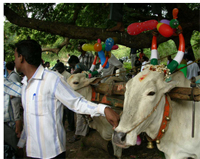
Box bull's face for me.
[67,73,97,90]
[112,67,176,148]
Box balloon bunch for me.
[127,8,182,38]
[157,8,181,37]
[82,38,119,78]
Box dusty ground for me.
[65,127,165,159]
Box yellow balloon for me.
[82,44,95,51]
[157,23,164,31]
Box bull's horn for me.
[150,35,158,65]
[167,33,185,73]
[88,56,109,78]
[89,55,98,72]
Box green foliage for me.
[4,3,200,68]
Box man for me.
[6,61,22,139]
[184,54,200,79]
[101,53,123,83]
[15,40,119,159]
[4,78,22,158]
[78,42,94,70]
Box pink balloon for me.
[97,39,101,43]
[160,19,170,26]
[111,45,119,50]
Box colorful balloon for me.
[157,23,163,30]
[97,38,101,43]
[170,19,179,28]
[98,50,109,69]
[94,43,102,52]
[158,23,174,37]
[106,38,114,46]
[160,19,170,26]
[173,8,179,19]
[82,44,95,51]
[105,42,113,51]
[127,20,158,35]
[111,45,119,50]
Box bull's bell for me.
[147,141,154,149]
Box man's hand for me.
[15,120,22,138]
[104,107,120,129]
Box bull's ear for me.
[162,81,177,94]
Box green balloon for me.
[102,44,106,51]
[170,19,179,28]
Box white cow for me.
[113,65,200,159]
[67,73,123,158]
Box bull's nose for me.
[113,131,127,144]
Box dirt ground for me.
[65,125,165,159]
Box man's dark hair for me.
[6,61,15,70]
[68,55,79,64]
[15,40,42,67]
[55,62,64,69]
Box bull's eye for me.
[73,82,79,85]
[147,91,155,96]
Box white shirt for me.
[187,61,200,79]
[101,53,123,82]
[17,65,107,158]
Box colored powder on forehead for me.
[139,74,148,82]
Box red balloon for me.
[127,22,144,35]
[127,20,158,35]
[158,23,174,37]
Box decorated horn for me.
[150,35,158,65]
[87,56,109,78]
[89,55,98,72]
[167,33,185,73]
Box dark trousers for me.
[31,151,66,159]
[65,108,75,131]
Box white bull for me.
[112,65,200,159]
[67,73,123,158]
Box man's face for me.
[77,44,82,52]
[14,48,22,73]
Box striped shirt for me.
[78,51,94,69]
[4,78,22,125]
[17,65,107,159]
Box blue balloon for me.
[98,50,109,69]
[105,42,113,51]
[106,38,114,46]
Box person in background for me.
[101,53,124,83]
[55,62,73,131]
[68,55,89,74]
[4,78,23,159]
[67,55,90,143]
[134,56,142,73]
[6,61,22,82]
[140,56,149,72]
[78,42,94,70]
[184,54,200,80]
[44,61,50,70]
[167,55,173,65]
[130,48,138,69]
[138,48,145,62]
[14,40,119,159]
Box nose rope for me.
[123,95,164,134]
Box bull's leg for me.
[112,140,122,159]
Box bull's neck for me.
[145,95,166,140]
